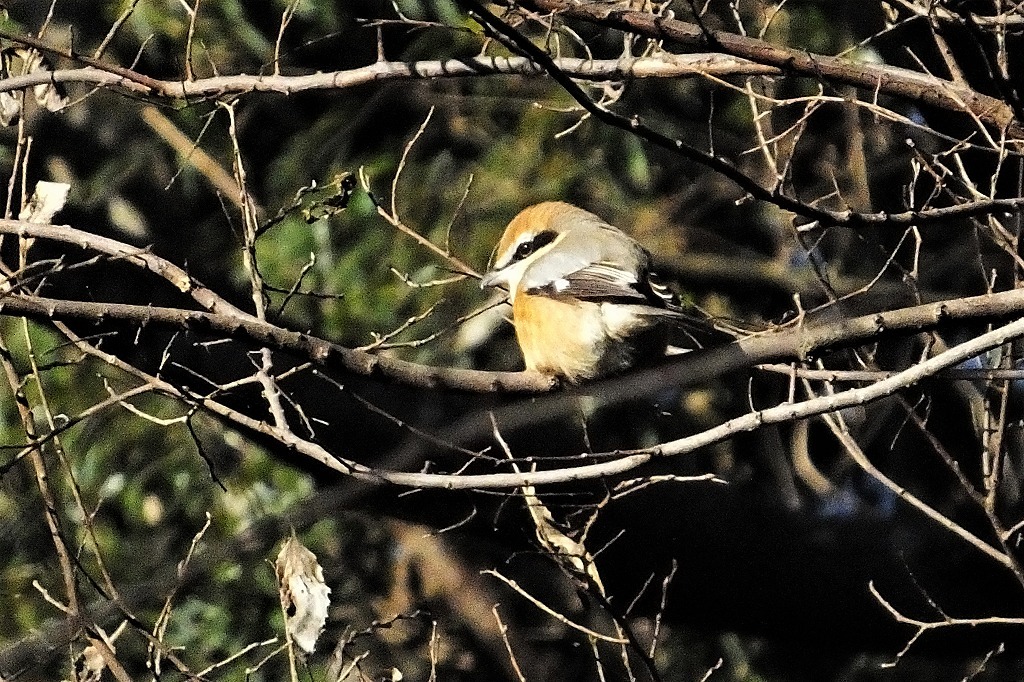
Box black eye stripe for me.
[532,230,557,250]
[511,230,558,263]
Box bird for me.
[481,201,698,383]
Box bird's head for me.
[480,201,608,301]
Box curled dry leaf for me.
[0,48,69,125]
[65,623,125,682]
[275,533,332,654]
[521,483,605,594]
[67,643,104,682]
[21,181,71,224]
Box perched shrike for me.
[481,202,696,382]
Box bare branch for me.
[482,570,628,644]
[506,0,1024,136]
[870,581,1024,663]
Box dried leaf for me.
[67,644,104,682]
[521,484,604,594]
[22,49,67,112]
[275,533,331,654]
[0,48,68,125]
[0,91,20,126]
[20,181,71,224]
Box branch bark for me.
[509,0,1024,137]
[1,283,1024,396]
[0,55,777,99]
[0,22,1018,136]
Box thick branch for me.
[511,0,1023,137]
[0,220,245,316]
[1,286,1024,397]
[0,55,774,99]
[50,292,1024,513]
[0,293,553,393]
[0,31,1016,137]
[464,1,1024,229]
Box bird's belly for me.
[512,296,664,382]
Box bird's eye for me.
[510,230,557,263]
[513,241,534,261]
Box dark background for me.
[1,0,1023,680]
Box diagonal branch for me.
[4,281,1024,396]
[507,0,1023,137]
[462,1,1024,229]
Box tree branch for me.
[0,279,1020,405]
[0,55,775,99]
[0,30,1016,137]
[509,0,1024,137]
[463,1,1023,229]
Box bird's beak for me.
[479,268,504,290]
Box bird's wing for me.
[524,260,656,304]
[518,226,686,310]
[522,245,727,349]
[555,262,655,303]
[544,263,724,348]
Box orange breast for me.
[511,294,667,382]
